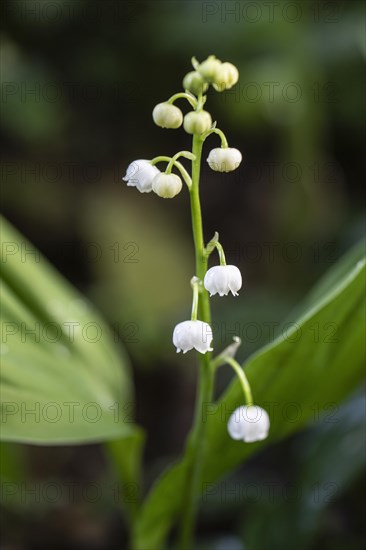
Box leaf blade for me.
[0,216,136,444]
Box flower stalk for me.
[122,54,270,549]
[177,133,214,549]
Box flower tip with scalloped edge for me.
[204,265,242,297]
[207,148,242,173]
[123,159,160,193]
[227,405,270,443]
[173,320,213,354]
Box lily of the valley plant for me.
[123,55,270,548]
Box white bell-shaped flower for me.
[227,405,270,443]
[206,147,242,173]
[173,320,213,354]
[204,265,242,297]
[152,173,182,198]
[123,160,160,193]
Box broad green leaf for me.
[0,442,29,510]
[244,390,366,550]
[106,427,146,523]
[132,244,366,549]
[287,238,365,321]
[0,442,27,485]
[0,216,135,444]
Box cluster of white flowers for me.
[123,145,242,197]
[123,56,243,199]
[123,160,183,199]
[123,55,270,445]
[172,266,242,354]
[190,55,239,92]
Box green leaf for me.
[244,390,366,550]
[106,427,146,524]
[0,216,135,444]
[0,442,27,485]
[132,243,366,549]
[287,238,365,321]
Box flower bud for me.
[227,405,270,443]
[173,320,213,354]
[197,55,222,83]
[152,102,183,129]
[206,147,242,172]
[183,110,212,135]
[213,62,239,91]
[122,159,160,193]
[182,71,208,96]
[204,265,242,297]
[152,173,182,199]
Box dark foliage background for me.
[1,1,365,548]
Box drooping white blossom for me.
[122,160,160,193]
[204,265,242,297]
[173,320,213,354]
[227,405,270,443]
[206,147,242,173]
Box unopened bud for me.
[152,173,183,198]
[197,55,222,83]
[183,110,212,135]
[183,71,208,96]
[152,102,183,129]
[213,62,239,91]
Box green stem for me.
[201,127,229,148]
[178,134,214,549]
[168,92,197,109]
[225,357,254,406]
[215,241,227,266]
[166,151,195,174]
[205,232,226,265]
[150,156,192,188]
[190,277,200,321]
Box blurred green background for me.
[1,1,365,548]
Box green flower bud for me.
[183,111,212,135]
[213,62,239,91]
[152,102,183,129]
[152,173,183,198]
[182,71,208,96]
[197,55,222,83]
